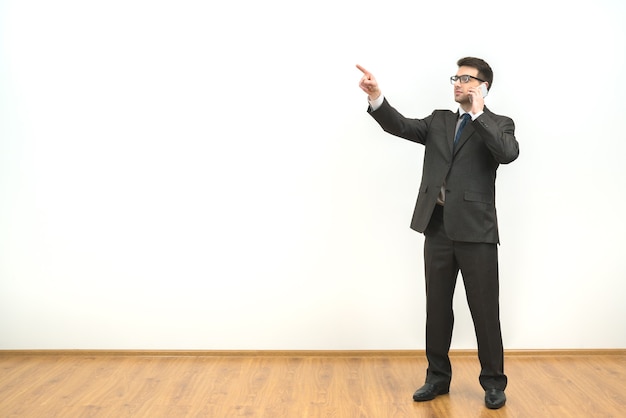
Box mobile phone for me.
[479,83,488,98]
[469,83,489,103]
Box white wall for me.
[1,0,625,350]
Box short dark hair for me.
[457,57,493,90]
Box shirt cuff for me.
[471,110,484,120]
[368,94,384,111]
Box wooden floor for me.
[1,350,624,417]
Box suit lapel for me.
[454,123,475,155]
[452,107,490,155]
[446,112,458,154]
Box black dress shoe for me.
[412,383,449,402]
[484,388,506,409]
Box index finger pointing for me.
[356,64,371,77]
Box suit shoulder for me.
[429,109,456,122]
[484,108,514,122]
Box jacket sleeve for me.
[473,113,519,164]
[368,98,430,145]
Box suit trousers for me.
[423,204,507,391]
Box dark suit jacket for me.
[369,98,519,244]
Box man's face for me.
[453,65,482,105]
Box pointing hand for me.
[356,64,381,101]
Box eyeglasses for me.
[450,74,486,84]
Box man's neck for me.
[460,103,472,113]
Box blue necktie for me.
[454,113,472,146]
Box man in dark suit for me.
[357,57,518,410]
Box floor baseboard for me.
[1,348,624,357]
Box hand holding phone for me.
[469,83,488,103]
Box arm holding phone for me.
[467,83,488,116]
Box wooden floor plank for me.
[1,352,624,417]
